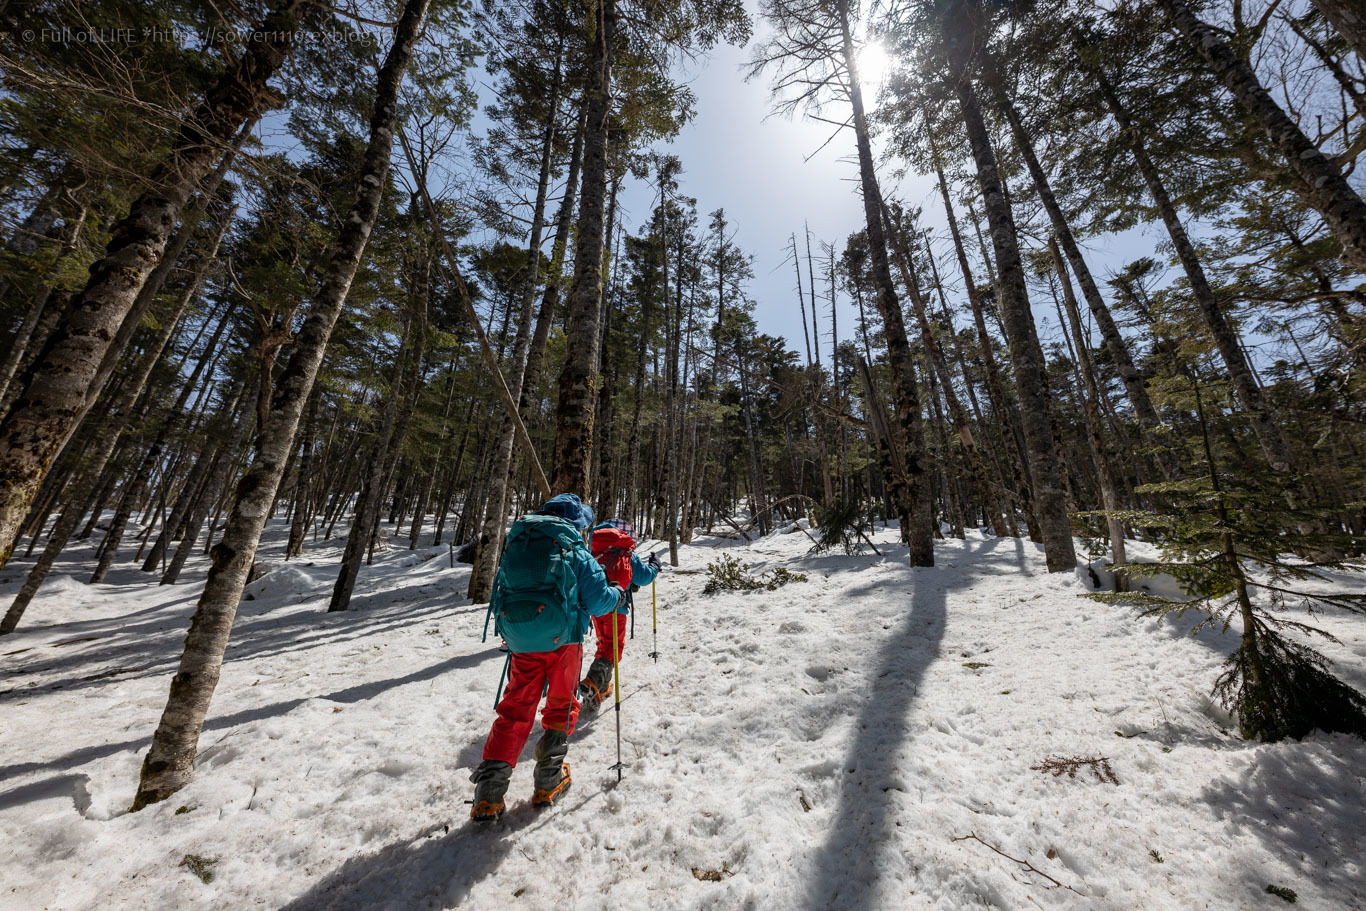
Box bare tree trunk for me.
[880,195,1008,537]
[521,101,586,426]
[1159,0,1366,272]
[284,393,318,559]
[1093,64,1302,479]
[0,205,89,404]
[89,135,248,420]
[427,360,465,545]
[1050,238,1127,584]
[0,5,302,563]
[792,234,814,366]
[923,227,1019,537]
[840,0,933,566]
[0,290,74,417]
[660,168,683,564]
[738,360,768,535]
[89,241,232,583]
[1310,0,1366,60]
[330,319,409,598]
[928,138,1034,539]
[949,38,1075,572]
[144,409,225,573]
[857,356,913,543]
[162,398,255,585]
[469,54,564,600]
[331,290,425,611]
[928,366,964,538]
[551,0,615,497]
[133,0,429,809]
[986,74,1177,479]
[156,439,216,557]
[0,245,231,634]
[367,327,426,566]
[624,275,651,522]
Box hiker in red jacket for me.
[579,518,661,710]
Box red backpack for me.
[589,526,635,589]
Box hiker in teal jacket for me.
[470,493,622,821]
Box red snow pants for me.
[481,642,583,766]
[592,612,628,662]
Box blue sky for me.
[612,27,1167,367]
[615,30,925,358]
[252,6,1176,368]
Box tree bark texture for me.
[469,55,563,602]
[880,195,1008,538]
[1160,0,1366,273]
[928,137,1037,539]
[89,224,232,583]
[0,253,230,634]
[1050,238,1127,580]
[1092,64,1302,479]
[0,204,89,405]
[841,0,934,565]
[949,35,1075,572]
[329,319,414,611]
[551,0,615,497]
[1310,0,1366,61]
[0,2,305,565]
[132,0,428,809]
[985,72,1178,480]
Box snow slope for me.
[2,521,1364,910]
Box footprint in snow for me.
[375,758,418,777]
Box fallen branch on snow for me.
[1030,755,1120,785]
[951,832,1083,895]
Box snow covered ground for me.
[2,519,1364,910]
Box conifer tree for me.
[1088,385,1366,743]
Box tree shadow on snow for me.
[987,533,1033,568]
[452,681,653,772]
[803,566,955,911]
[279,788,608,911]
[0,592,483,701]
[0,649,500,786]
[0,772,90,813]
[1198,736,1366,907]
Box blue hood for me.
[537,493,594,531]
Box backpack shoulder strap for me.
[519,513,584,548]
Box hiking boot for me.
[470,798,505,822]
[580,657,614,709]
[534,731,568,783]
[579,675,611,710]
[469,759,512,822]
[586,657,613,690]
[531,763,571,808]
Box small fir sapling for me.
[178,854,218,884]
[1265,884,1297,903]
[702,554,807,594]
[812,498,875,555]
[1072,511,1120,589]
[1083,385,1366,742]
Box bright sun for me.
[857,43,892,89]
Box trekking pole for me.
[629,589,635,640]
[648,578,658,663]
[609,598,625,782]
[643,548,663,662]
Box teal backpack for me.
[482,514,584,654]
